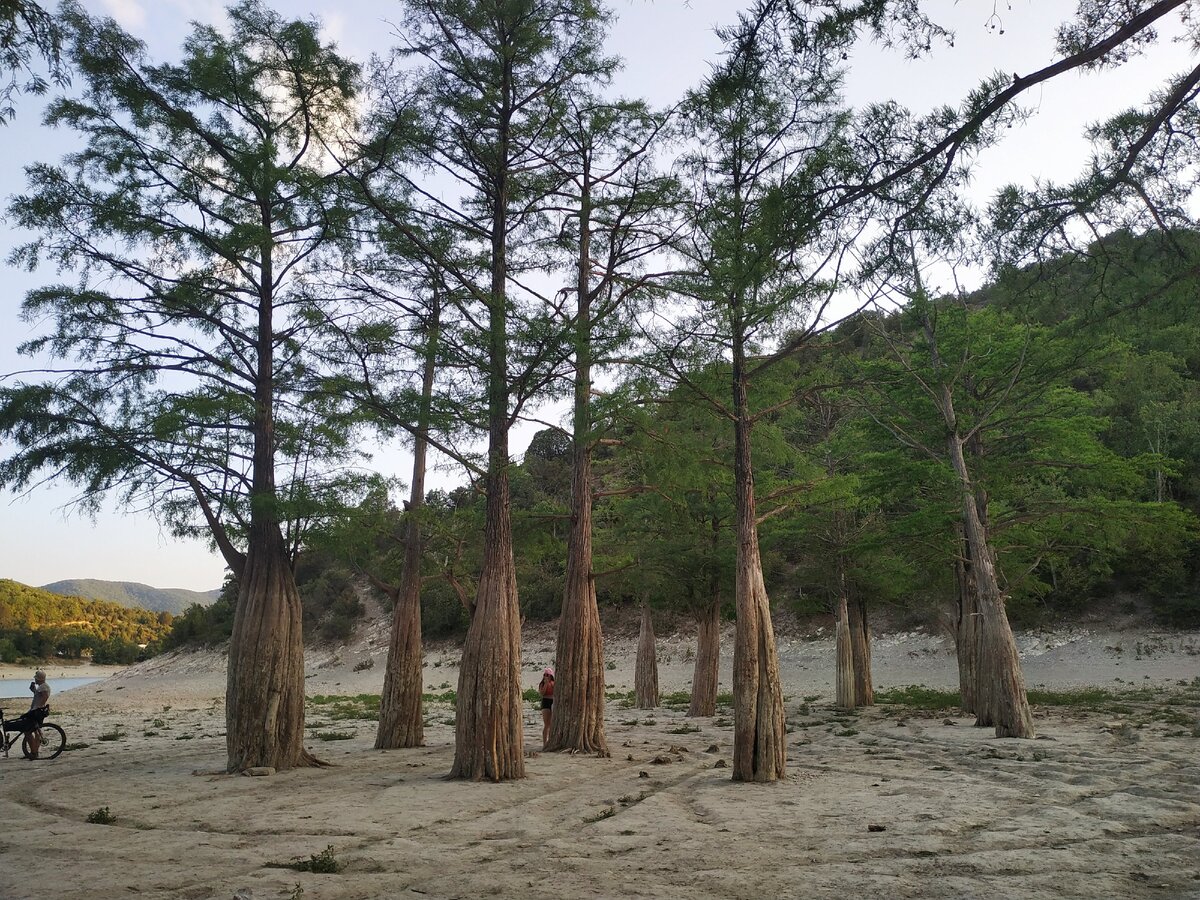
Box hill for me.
[0,579,174,663]
[41,579,220,615]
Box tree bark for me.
[848,596,873,706]
[919,308,1033,739]
[730,354,786,782]
[953,525,980,717]
[375,298,440,750]
[546,173,608,755]
[948,432,1035,738]
[449,133,524,780]
[635,602,659,709]
[226,527,317,772]
[224,226,316,773]
[834,587,855,709]
[450,460,524,779]
[688,590,721,717]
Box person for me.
[6,670,50,759]
[538,667,554,748]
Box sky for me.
[0,0,1193,592]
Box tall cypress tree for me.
[0,1,361,771]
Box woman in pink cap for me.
[538,667,555,747]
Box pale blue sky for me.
[0,1,1190,591]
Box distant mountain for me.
[40,579,220,615]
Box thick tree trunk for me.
[547,426,608,752]
[226,527,317,772]
[688,591,720,717]
[449,158,524,780]
[375,300,439,750]
[848,596,874,706]
[547,178,608,755]
[834,551,857,709]
[948,433,1034,738]
[953,526,980,717]
[225,232,317,773]
[730,363,786,782]
[450,462,524,779]
[834,589,855,709]
[635,602,659,709]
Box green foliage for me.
[86,806,116,825]
[0,579,170,662]
[873,686,961,709]
[269,845,343,875]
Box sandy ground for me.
[1,623,1198,900]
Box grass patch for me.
[63,742,89,751]
[97,727,124,742]
[667,724,700,734]
[584,806,616,824]
[87,806,116,825]
[307,694,382,721]
[313,731,354,742]
[267,845,343,874]
[661,691,692,710]
[874,686,961,710]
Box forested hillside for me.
[42,579,220,615]
[162,233,1200,654]
[0,579,173,664]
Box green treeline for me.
[0,578,174,663]
[165,231,1200,650]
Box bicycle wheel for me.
[22,723,65,760]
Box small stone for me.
[651,755,672,764]
[867,824,886,833]
[713,758,727,768]
[706,744,720,753]
[233,889,253,900]
[638,770,650,778]
[943,719,955,726]
[243,766,275,777]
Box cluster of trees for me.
[1,1,1197,780]
[0,579,173,663]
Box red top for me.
[540,676,554,698]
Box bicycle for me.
[0,708,66,760]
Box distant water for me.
[0,676,103,697]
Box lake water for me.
[0,676,104,697]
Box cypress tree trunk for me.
[635,602,659,709]
[848,596,874,706]
[730,352,786,782]
[834,549,857,709]
[226,527,317,772]
[922,310,1032,739]
[450,461,524,779]
[375,300,439,749]
[546,175,608,756]
[953,526,980,717]
[834,588,855,709]
[688,591,721,717]
[225,234,316,772]
[450,169,525,780]
[948,433,1034,738]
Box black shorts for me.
[540,698,553,710]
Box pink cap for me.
[544,667,554,676]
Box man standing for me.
[7,670,51,758]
